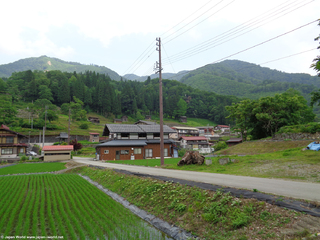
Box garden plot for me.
[0,174,169,239]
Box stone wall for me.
[272,132,320,141]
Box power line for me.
[166,47,318,80]
[210,19,318,65]
[163,0,231,43]
[123,0,234,76]
[161,0,213,38]
[162,0,314,66]
[122,40,155,76]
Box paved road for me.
[73,157,320,202]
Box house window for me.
[138,133,146,138]
[121,150,129,155]
[6,137,14,143]
[121,133,129,138]
[145,149,153,158]
[104,150,109,154]
[153,133,160,138]
[134,148,141,154]
[164,148,168,157]
[19,148,24,153]
[1,148,13,155]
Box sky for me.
[1,0,319,77]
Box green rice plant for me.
[21,177,36,236]
[0,162,66,175]
[0,176,27,235]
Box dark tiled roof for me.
[103,124,177,136]
[139,125,176,133]
[134,120,157,125]
[106,124,144,133]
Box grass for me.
[0,174,166,239]
[107,141,320,182]
[69,166,314,240]
[0,162,66,175]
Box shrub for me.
[178,148,187,157]
[79,122,89,129]
[214,141,228,151]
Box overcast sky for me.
[1,0,319,77]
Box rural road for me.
[73,157,320,202]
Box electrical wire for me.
[166,47,318,80]
[162,0,314,66]
[210,19,318,65]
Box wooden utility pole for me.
[68,108,71,144]
[156,38,164,166]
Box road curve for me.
[73,157,320,202]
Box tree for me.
[226,89,314,139]
[226,99,256,141]
[173,98,188,119]
[311,19,320,76]
[69,139,82,154]
[38,85,53,102]
[0,95,17,125]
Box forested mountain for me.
[0,70,239,125]
[180,60,319,100]
[0,56,121,80]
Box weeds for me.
[70,166,307,240]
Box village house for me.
[171,126,199,139]
[214,125,230,133]
[226,138,243,147]
[179,136,212,153]
[96,124,177,160]
[0,124,28,159]
[89,132,100,143]
[88,117,100,124]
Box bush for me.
[79,122,89,129]
[214,141,228,151]
[178,148,187,157]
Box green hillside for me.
[180,60,319,100]
[0,56,121,81]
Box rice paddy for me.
[0,162,66,175]
[0,174,168,239]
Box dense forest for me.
[0,70,239,127]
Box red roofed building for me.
[42,145,73,161]
[0,124,27,160]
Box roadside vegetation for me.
[0,174,166,239]
[0,162,66,175]
[70,166,317,240]
[110,140,320,183]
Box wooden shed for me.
[42,145,73,161]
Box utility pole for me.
[155,37,164,166]
[43,106,47,148]
[68,108,71,144]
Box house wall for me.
[0,130,26,157]
[98,143,172,161]
[89,135,100,143]
[43,150,71,161]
